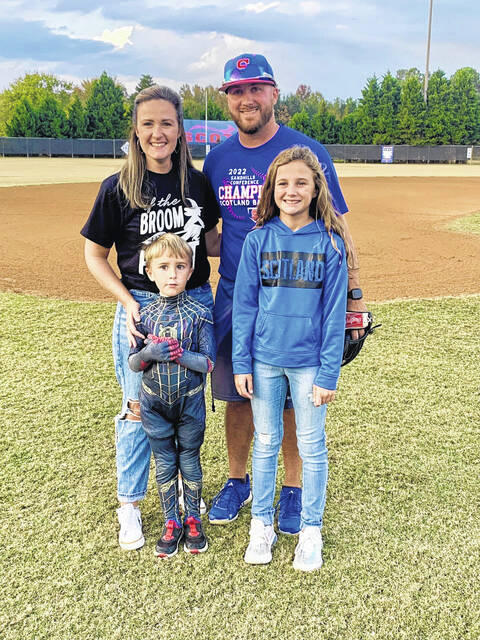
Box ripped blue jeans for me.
[112,284,213,502]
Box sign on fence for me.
[381,146,394,163]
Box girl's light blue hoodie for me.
[232,216,348,390]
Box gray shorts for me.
[211,277,292,408]
[211,276,243,401]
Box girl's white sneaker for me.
[116,503,145,550]
[293,526,323,571]
[244,518,277,565]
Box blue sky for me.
[0,0,478,100]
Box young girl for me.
[232,145,349,571]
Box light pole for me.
[204,88,210,155]
[423,0,434,102]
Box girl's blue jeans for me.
[112,283,213,503]
[250,359,328,529]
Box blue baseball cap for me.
[220,53,276,92]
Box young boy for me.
[128,233,215,558]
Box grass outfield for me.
[2,292,479,639]
[446,210,480,236]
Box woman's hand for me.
[312,385,335,407]
[125,299,144,348]
[234,373,253,399]
[84,239,145,348]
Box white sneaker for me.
[244,518,277,565]
[293,526,323,571]
[178,476,207,515]
[116,503,145,550]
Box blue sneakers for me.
[276,486,302,535]
[208,475,252,524]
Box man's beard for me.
[231,105,274,135]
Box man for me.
[204,53,366,534]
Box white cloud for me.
[190,34,256,73]
[244,2,279,13]
[298,2,326,16]
[271,0,371,17]
[97,26,133,49]
[0,1,478,100]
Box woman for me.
[81,85,220,550]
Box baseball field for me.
[1,158,479,639]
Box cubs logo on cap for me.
[220,53,276,92]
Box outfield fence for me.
[324,144,480,163]
[1,136,479,163]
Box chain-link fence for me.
[324,144,480,163]
[1,137,479,163]
[0,137,128,158]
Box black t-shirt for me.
[81,167,220,292]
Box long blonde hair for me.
[255,145,354,267]
[118,85,193,209]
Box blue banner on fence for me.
[381,145,394,163]
[184,120,237,146]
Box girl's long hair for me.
[255,145,354,267]
[118,85,193,209]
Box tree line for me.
[283,68,480,146]
[1,67,479,145]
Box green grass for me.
[446,210,480,236]
[2,292,479,640]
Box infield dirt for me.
[1,175,479,302]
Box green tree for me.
[275,104,291,125]
[0,72,73,135]
[275,86,324,121]
[374,72,401,144]
[329,97,357,120]
[36,95,68,137]
[356,75,380,143]
[398,74,426,144]
[396,68,423,84]
[128,74,156,113]
[84,72,129,138]
[72,79,97,106]
[204,100,225,120]
[289,109,312,137]
[183,97,203,119]
[6,97,39,136]
[311,101,339,143]
[449,67,480,144]
[339,113,362,144]
[276,92,302,120]
[180,84,229,121]
[424,70,451,144]
[66,95,86,138]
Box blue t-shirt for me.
[203,125,348,281]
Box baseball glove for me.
[342,311,381,367]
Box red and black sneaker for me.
[183,516,208,554]
[154,519,183,559]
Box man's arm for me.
[339,215,367,339]
[205,225,221,257]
